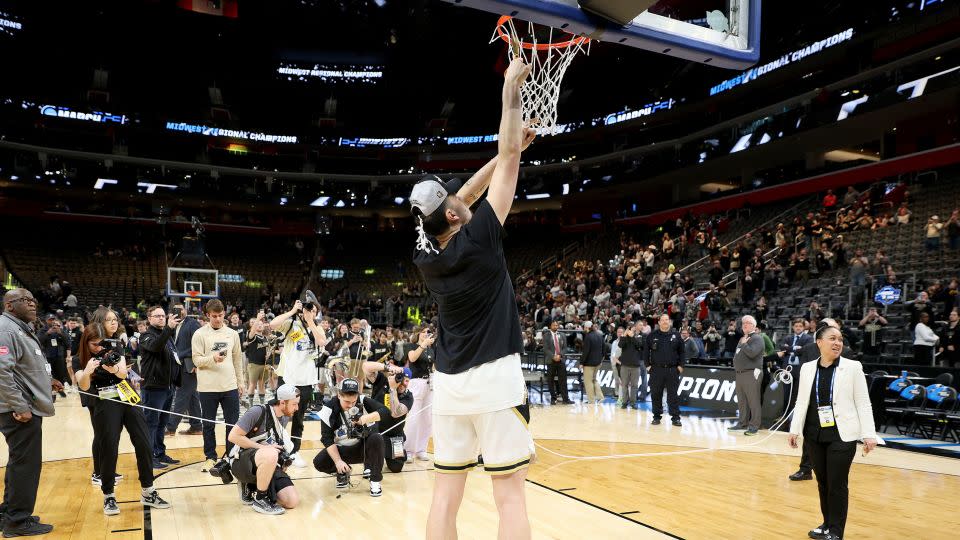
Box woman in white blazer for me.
[788,325,880,540]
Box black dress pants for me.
[805,437,857,538]
[0,414,43,528]
[313,433,385,482]
[546,361,569,402]
[93,399,155,495]
[649,366,681,420]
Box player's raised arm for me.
[457,124,536,208]
[486,58,530,224]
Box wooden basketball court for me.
[2,395,957,539]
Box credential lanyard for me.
[815,366,836,408]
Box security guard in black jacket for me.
[646,314,685,426]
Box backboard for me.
[166,266,220,301]
[443,0,761,69]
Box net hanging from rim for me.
[490,15,590,136]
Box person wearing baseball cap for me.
[227,383,301,515]
[370,366,415,474]
[311,377,387,496]
[410,57,539,538]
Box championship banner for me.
[576,361,787,423]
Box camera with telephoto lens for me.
[300,290,320,313]
[394,372,405,384]
[346,406,372,439]
[208,459,233,484]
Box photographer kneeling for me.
[374,369,414,474]
[312,378,385,496]
[225,384,301,515]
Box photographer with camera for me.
[361,355,401,402]
[166,304,203,437]
[138,306,182,469]
[858,308,888,360]
[312,378,386,497]
[76,324,171,516]
[271,293,329,468]
[225,384,301,515]
[400,327,436,461]
[374,368,414,474]
[702,324,722,360]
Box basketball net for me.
[491,16,590,135]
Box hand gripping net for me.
[490,15,590,136]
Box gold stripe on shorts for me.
[511,406,529,427]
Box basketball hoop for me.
[186,290,200,299]
[491,15,590,135]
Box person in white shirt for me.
[925,215,944,251]
[913,312,939,365]
[270,300,328,468]
[610,327,625,406]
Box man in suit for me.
[579,321,605,404]
[730,315,765,435]
[166,305,203,435]
[778,319,814,368]
[542,320,572,404]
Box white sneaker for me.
[291,453,306,468]
[416,452,430,461]
[405,454,414,464]
[369,481,382,497]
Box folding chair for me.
[883,384,925,435]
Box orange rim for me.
[496,15,589,50]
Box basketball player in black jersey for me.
[410,57,536,539]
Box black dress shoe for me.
[671,419,682,427]
[651,417,662,425]
[562,400,574,404]
[808,524,828,539]
[790,470,813,481]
